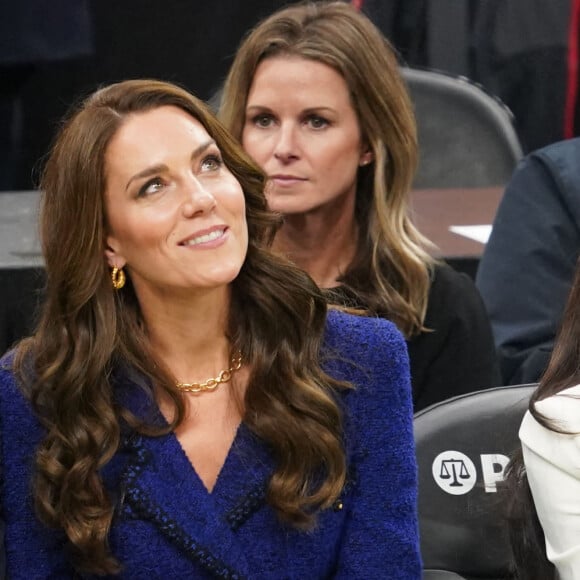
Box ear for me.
[359,147,374,167]
[104,236,126,270]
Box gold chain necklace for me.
[175,352,243,394]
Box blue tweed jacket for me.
[0,310,420,579]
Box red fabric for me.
[564,0,580,138]
[351,0,364,10]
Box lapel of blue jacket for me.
[113,376,275,578]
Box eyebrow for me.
[125,139,217,191]
[245,105,336,115]
[245,105,271,112]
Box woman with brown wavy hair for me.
[220,1,500,411]
[0,79,420,577]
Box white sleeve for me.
[520,385,580,580]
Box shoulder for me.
[0,349,36,424]
[512,138,580,215]
[0,350,22,398]
[324,307,403,342]
[323,309,411,411]
[430,263,475,293]
[534,384,580,431]
[323,311,414,461]
[324,308,408,370]
[520,384,580,446]
[533,137,580,175]
[427,264,485,313]
[520,385,580,483]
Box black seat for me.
[423,571,469,580]
[414,384,537,579]
[402,67,524,189]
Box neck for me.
[136,284,233,383]
[274,210,358,289]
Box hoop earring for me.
[111,267,126,290]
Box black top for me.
[325,264,501,411]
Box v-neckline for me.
[117,375,273,510]
[170,419,245,496]
[148,385,247,496]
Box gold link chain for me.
[175,352,242,393]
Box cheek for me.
[234,197,249,254]
[241,130,266,163]
[220,179,247,219]
[238,195,249,231]
[324,140,362,173]
[235,192,249,247]
[108,211,168,254]
[241,126,253,149]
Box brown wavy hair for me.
[220,1,435,337]
[14,79,349,575]
[503,258,580,579]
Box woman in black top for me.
[220,2,500,410]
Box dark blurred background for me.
[2,0,577,191]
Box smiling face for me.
[242,56,372,217]
[104,105,248,301]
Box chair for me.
[414,384,537,580]
[402,67,524,189]
[423,572,468,580]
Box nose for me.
[181,176,216,217]
[273,123,299,163]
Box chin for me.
[204,262,245,287]
[267,199,306,216]
[266,194,297,213]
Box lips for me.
[179,226,227,247]
[270,174,307,181]
[269,174,308,187]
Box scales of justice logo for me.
[432,450,477,495]
[431,450,510,495]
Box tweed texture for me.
[0,310,420,579]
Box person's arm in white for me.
[520,384,580,580]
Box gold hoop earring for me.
[111,267,126,290]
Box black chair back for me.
[414,384,537,579]
[402,67,523,189]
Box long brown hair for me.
[504,258,580,579]
[220,1,435,337]
[14,79,349,575]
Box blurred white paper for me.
[449,225,492,244]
